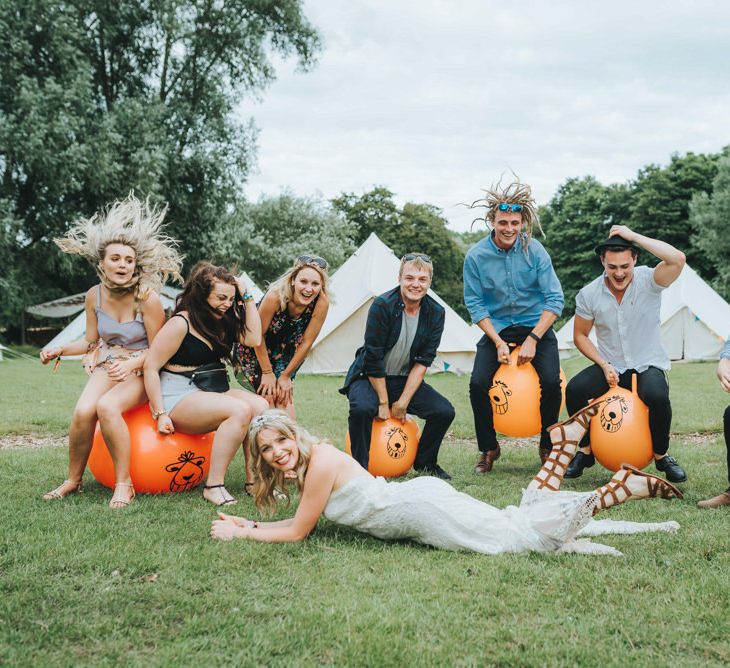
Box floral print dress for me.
[234,296,318,389]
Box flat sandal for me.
[43,479,83,501]
[109,482,135,508]
[203,484,237,507]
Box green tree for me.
[209,192,356,287]
[627,151,719,274]
[0,0,320,336]
[690,154,730,301]
[541,177,632,318]
[331,187,400,247]
[332,188,468,318]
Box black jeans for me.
[565,364,672,455]
[468,326,561,452]
[347,377,455,470]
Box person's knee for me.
[541,377,562,398]
[640,385,670,409]
[469,381,489,398]
[251,395,269,415]
[230,402,253,428]
[72,400,97,424]
[96,395,122,423]
[565,374,591,399]
[436,400,456,425]
[349,396,377,420]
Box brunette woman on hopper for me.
[234,255,330,418]
[144,263,268,506]
[40,195,182,508]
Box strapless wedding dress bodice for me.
[323,476,678,556]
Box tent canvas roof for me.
[299,233,480,374]
[27,284,184,319]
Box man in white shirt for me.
[564,225,687,483]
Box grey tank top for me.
[95,286,148,350]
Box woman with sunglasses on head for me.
[40,195,182,508]
[234,255,331,419]
[144,262,268,506]
[211,407,682,556]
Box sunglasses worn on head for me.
[497,203,523,212]
[401,253,432,263]
[297,255,328,270]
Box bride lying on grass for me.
[211,405,682,556]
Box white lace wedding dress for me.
[323,476,679,557]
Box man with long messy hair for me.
[464,178,564,473]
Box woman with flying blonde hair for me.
[211,407,683,556]
[234,255,330,418]
[40,194,182,508]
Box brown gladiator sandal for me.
[533,399,605,491]
[595,465,683,514]
[620,464,684,500]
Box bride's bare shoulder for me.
[309,442,350,468]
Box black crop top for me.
[166,315,222,367]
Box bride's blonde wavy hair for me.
[248,410,321,515]
[54,194,183,296]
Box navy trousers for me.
[347,376,455,470]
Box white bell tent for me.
[298,233,481,375]
[556,264,730,360]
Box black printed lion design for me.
[489,380,512,415]
[385,427,409,460]
[599,395,628,433]
[165,450,206,492]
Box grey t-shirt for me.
[384,311,420,376]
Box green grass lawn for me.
[1,356,729,666]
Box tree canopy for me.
[690,153,730,301]
[332,188,469,319]
[0,0,320,335]
[209,192,356,288]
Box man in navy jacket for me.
[340,254,455,478]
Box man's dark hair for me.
[600,245,639,260]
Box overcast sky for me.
[241,0,730,232]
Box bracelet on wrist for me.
[261,369,274,375]
[378,400,388,406]
[151,408,167,419]
[528,331,541,343]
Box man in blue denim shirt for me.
[464,180,564,473]
[340,254,455,478]
[698,337,730,508]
